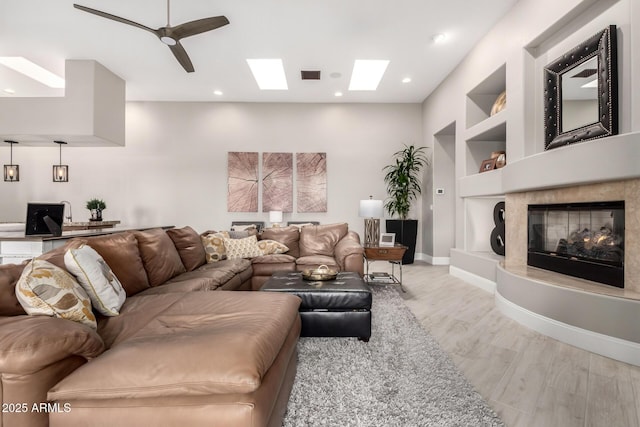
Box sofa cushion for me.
[299,223,348,257]
[224,235,262,260]
[0,262,28,315]
[37,239,85,271]
[64,244,126,316]
[261,226,300,258]
[48,291,302,400]
[15,259,97,329]
[166,226,206,271]
[135,228,186,287]
[86,232,150,296]
[201,231,229,263]
[296,255,339,270]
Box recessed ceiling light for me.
[0,57,65,88]
[348,60,389,91]
[246,59,288,90]
[402,77,412,84]
[432,33,446,44]
[330,72,342,79]
[3,88,16,94]
[334,91,343,97]
[213,90,223,96]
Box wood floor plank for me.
[398,262,640,427]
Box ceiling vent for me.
[301,70,321,80]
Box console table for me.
[363,244,408,292]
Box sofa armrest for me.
[334,231,364,275]
[0,315,105,375]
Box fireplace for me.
[527,201,625,288]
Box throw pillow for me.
[64,244,126,316]
[201,231,230,263]
[224,235,262,260]
[257,239,289,255]
[15,259,97,329]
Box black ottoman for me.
[260,271,372,341]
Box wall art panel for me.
[262,152,293,212]
[296,152,327,213]
[227,152,259,212]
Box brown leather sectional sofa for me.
[0,223,364,427]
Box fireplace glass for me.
[528,201,624,288]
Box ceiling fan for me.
[73,1,229,73]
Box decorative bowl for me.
[302,264,338,281]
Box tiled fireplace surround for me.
[505,178,640,297]
[489,133,640,365]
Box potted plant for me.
[383,144,429,264]
[86,198,107,222]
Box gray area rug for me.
[283,285,504,427]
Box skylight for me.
[246,59,288,90]
[348,60,389,91]
[0,57,65,88]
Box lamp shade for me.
[359,199,383,218]
[269,210,283,223]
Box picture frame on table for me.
[379,233,395,247]
[479,158,497,173]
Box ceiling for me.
[0,0,519,103]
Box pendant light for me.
[3,140,20,182]
[52,140,69,182]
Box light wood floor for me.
[373,262,640,427]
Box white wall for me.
[0,102,423,247]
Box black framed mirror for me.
[543,25,618,150]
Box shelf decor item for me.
[383,144,429,264]
[490,91,506,116]
[479,158,497,173]
[85,198,107,222]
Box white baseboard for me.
[419,253,450,265]
[449,266,496,294]
[495,291,640,367]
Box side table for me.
[363,244,408,292]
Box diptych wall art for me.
[227,152,327,213]
[297,152,327,213]
[262,153,293,212]
[227,152,259,212]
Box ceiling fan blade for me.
[170,16,229,40]
[168,41,194,73]
[73,4,157,35]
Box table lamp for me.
[359,196,383,246]
[269,210,283,228]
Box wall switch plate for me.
[436,188,445,195]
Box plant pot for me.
[385,219,418,264]
[89,209,103,222]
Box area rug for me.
[282,285,504,427]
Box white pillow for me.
[16,259,97,329]
[224,235,262,260]
[64,244,126,316]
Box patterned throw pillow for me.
[257,239,289,255]
[15,259,97,329]
[201,231,230,263]
[64,244,126,316]
[224,235,263,260]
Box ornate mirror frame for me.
[543,25,618,150]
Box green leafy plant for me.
[383,145,429,220]
[85,198,107,211]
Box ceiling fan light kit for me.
[73,1,229,73]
